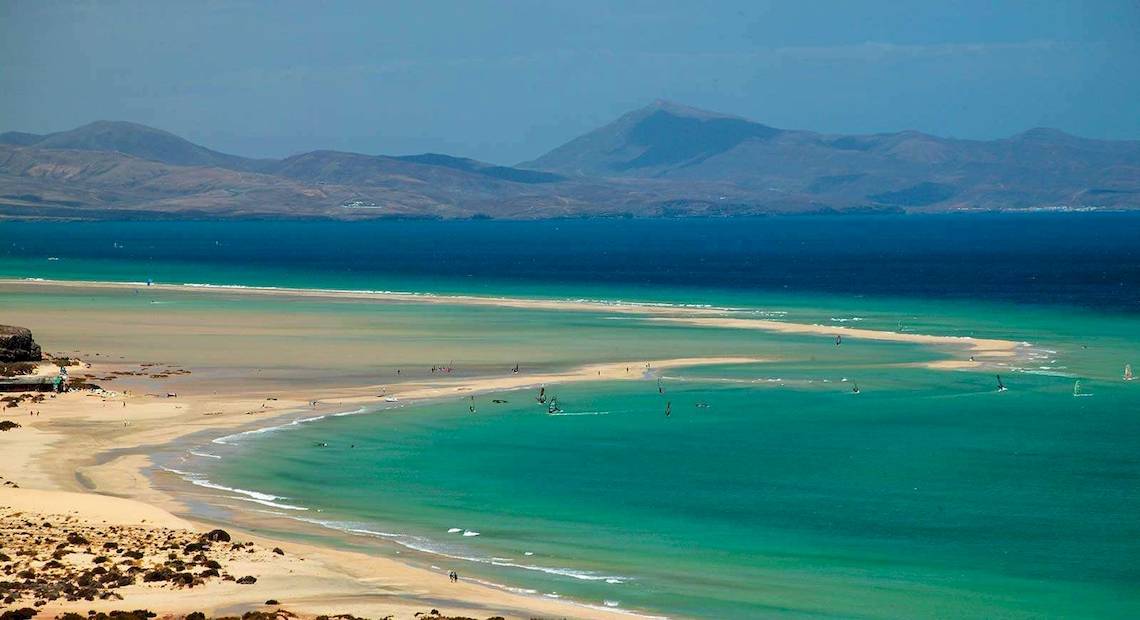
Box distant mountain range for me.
[2,101,1137,219]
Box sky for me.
[2,0,1138,164]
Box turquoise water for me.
[169,297,1140,619]
[3,219,1140,618]
[195,360,1140,618]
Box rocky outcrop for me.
[0,326,42,362]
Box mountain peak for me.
[31,120,256,170]
[522,101,780,175]
[642,99,736,120]
[1012,127,1077,142]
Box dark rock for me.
[142,568,173,583]
[0,607,37,620]
[271,547,284,556]
[66,533,89,546]
[263,600,279,605]
[236,575,257,585]
[202,529,231,542]
[170,572,196,587]
[0,326,42,362]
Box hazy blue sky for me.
[3,0,1138,164]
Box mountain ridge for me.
[1,102,1137,220]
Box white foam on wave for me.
[188,450,222,460]
[462,530,480,537]
[290,516,630,583]
[576,601,669,619]
[182,282,282,290]
[547,411,610,417]
[1019,369,1077,378]
[160,464,310,511]
[185,477,282,502]
[296,519,404,539]
[235,496,309,511]
[213,413,330,445]
[447,527,462,533]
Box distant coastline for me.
[3,101,1137,220]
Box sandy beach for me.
[2,278,1022,368]
[2,351,750,619]
[1,278,1031,619]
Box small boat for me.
[1125,364,1135,381]
[851,383,860,394]
[512,363,519,374]
[536,386,546,404]
[836,335,842,346]
[492,399,508,404]
[468,404,477,414]
[996,375,1007,392]
[657,378,664,395]
[1073,380,1092,397]
[665,401,671,417]
[384,396,399,402]
[547,397,561,414]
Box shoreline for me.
[2,277,1026,369]
[0,277,1033,618]
[3,355,764,619]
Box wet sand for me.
[0,278,1029,618]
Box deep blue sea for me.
[2,213,1139,311]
